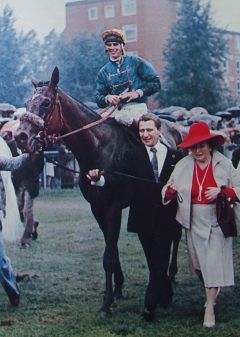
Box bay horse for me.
[15,67,184,314]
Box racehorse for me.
[15,67,184,314]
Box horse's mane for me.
[58,88,101,122]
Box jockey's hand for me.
[205,186,221,201]
[119,91,140,103]
[105,95,121,106]
[86,169,103,182]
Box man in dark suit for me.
[232,146,240,168]
[87,113,182,321]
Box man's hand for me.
[105,95,121,106]
[86,169,103,182]
[119,91,140,103]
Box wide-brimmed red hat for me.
[178,121,225,149]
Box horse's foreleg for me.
[113,249,124,300]
[101,248,114,314]
[92,204,124,314]
[101,206,123,312]
[169,223,182,283]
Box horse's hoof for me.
[32,221,39,240]
[32,232,38,240]
[114,292,126,300]
[98,307,112,318]
[21,242,30,249]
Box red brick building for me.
[64,0,240,103]
[222,31,240,99]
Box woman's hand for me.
[164,180,178,201]
[205,187,221,201]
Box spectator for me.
[162,121,239,328]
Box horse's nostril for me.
[18,133,28,141]
[42,98,51,108]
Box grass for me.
[1,188,240,337]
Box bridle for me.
[24,86,119,148]
[43,89,64,135]
[33,88,64,146]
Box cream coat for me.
[162,151,240,230]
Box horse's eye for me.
[42,99,51,108]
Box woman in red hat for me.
[162,121,240,328]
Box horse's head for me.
[15,67,62,152]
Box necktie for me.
[150,147,159,181]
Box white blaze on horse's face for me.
[139,120,161,147]
[31,93,41,101]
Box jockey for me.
[96,28,161,126]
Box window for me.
[122,24,137,42]
[122,0,136,16]
[236,59,240,73]
[223,59,228,72]
[88,7,98,20]
[237,80,240,95]
[236,35,240,52]
[104,5,115,18]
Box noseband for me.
[43,90,64,135]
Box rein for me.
[46,157,166,185]
[27,87,128,146]
[53,104,118,142]
[41,88,128,143]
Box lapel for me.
[158,147,176,182]
[135,145,156,180]
[133,144,177,182]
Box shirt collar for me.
[145,141,166,154]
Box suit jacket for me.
[105,143,182,233]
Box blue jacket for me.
[96,55,161,108]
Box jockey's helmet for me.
[102,29,126,45]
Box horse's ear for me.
[31,78,39,88]
[50,66,59,88]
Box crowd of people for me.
[0,27,239,332]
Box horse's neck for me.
[59,95,115,169]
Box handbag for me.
[216,190,238,238]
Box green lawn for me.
[1,188,240,337]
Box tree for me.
[0,6,35,107]
[53,33,107,102]
[32,32,106,102]
[37,29,61,80]
[162,0,230,113]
